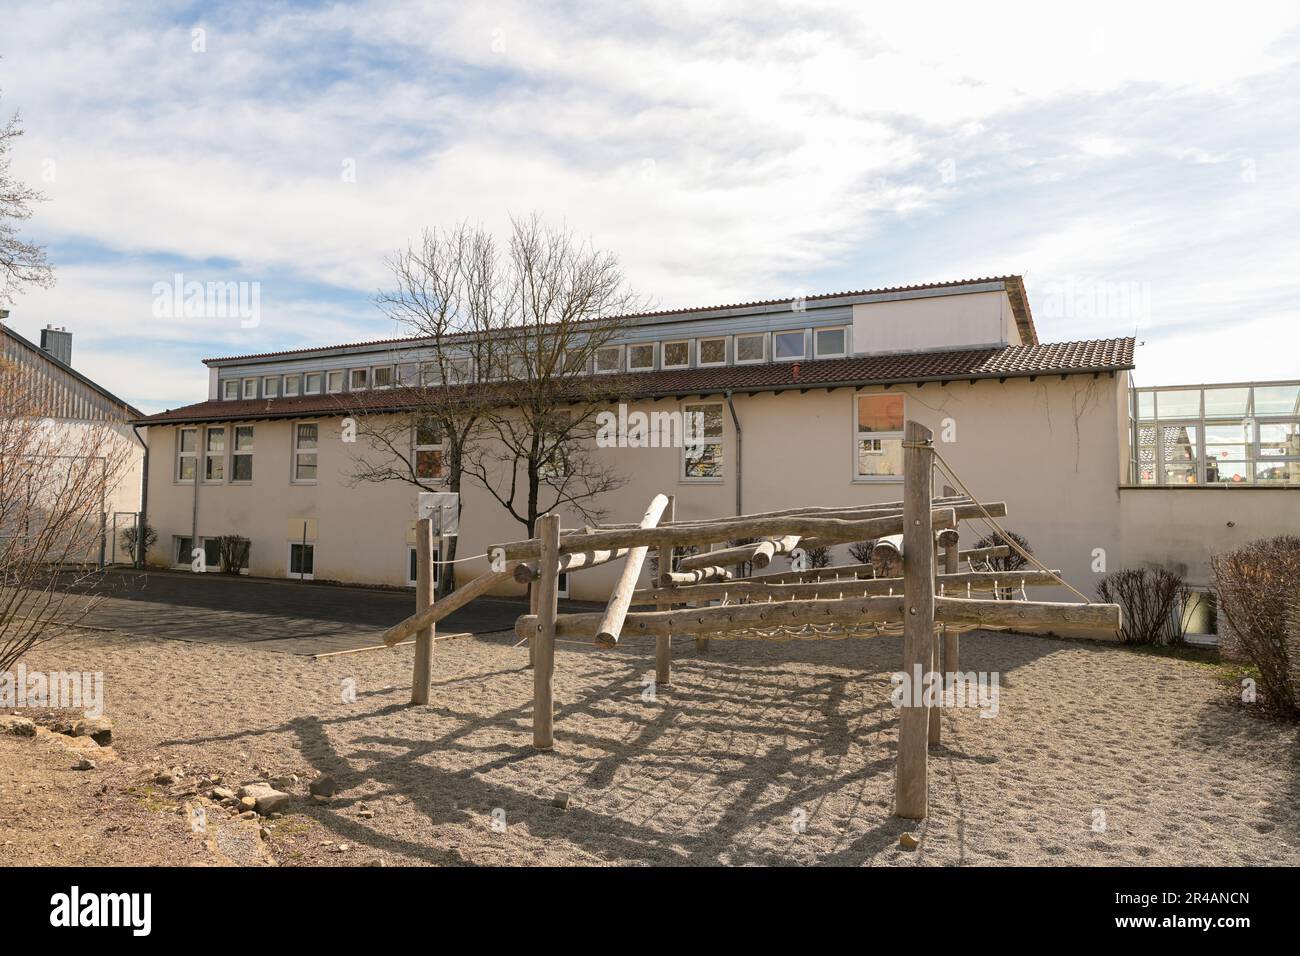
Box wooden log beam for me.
[596,497,972,530]
[383,561,524,647]
[660,566,734,586]
[514,594,1121,641]
[656,496,675,687]
[896,420,934,818]
[871,533,905,579]
[513,546,632,584]
[594,494,671,648]
[533,514,561,751]
[961,544,1011,564]
[676,542,763,572]
[410,517,435,705]
[490,508,967,562]
[631,569,1065,605]
[941,532,960,681]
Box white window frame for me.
[772,330,806,362]
[326,370,345,394]
[231,425,254,483]
[814,326,847,359]
[288,541,315,581]
[203,426,226,483]
[350,368,369,391]
[292,421,319,484]
[283,374,301,397]
[396,364,418,387]
[627,342,656,372]
[735,333,766,365]
[372,365,394,389]
[662,340,690,370]
[697,337,727,367]
[405,544,441,588]
[222,379,239,400]
[263,376,279,398]
[242,378,257,399]
[852,393,905,483]
[681,401,724,483]
[412,418,444,481]
[176,427,198,482]
[304,372,323,395]
[594,345,622,374]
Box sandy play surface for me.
[7,627,1299,866]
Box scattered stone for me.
[899,832,920,850]
[238,810,257,820]
[333,844,349,853]
[358,809,375,819]
[240,796,257,810]
[154,770,178,785]
[211,786,235,801]
[308,775,337,799]
[551,791,572,810]
[49,716,77,735]
[72,716,114,746]
[73,757,97,771]
[238,783,292,815]
[270,775,299,791]
[0,716,36,737]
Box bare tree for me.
[465,214,645,535]
[0,99,54,305]
[0,353,133,671]
[344,224,500,596]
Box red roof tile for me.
[137,338,1133,425]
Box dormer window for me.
[304,372,322,395]
[263,376,279,397]
[735,333,765,364]
[223,379,239,400]
[773,330,805,361]
[350,368,368,390]
[373,366,394,388]
[284,374,301,397]
[595,345,622,374]
[326,370,344,393]
[242,378,257,399]
[698,337,726,366]
[628,343,655,371]
[662,341,689,369]
[814,327,847,358]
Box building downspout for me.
[725,390,742,516]
[131,424,149,568]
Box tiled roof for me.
[136,338,1133,426]
[200,275,1036,365]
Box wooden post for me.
[527,577,539,669]
[942,533,959,685]
[533,513,561,751]
[655,496,675,687]
[410,517,435,704]
[895,420,934,819]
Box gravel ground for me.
[4,626,1298,866]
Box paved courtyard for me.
[45,568,586,656]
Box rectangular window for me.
[232,426,254,482]
[396,364,418,387]
[1255,384,1300,416]
[595,345,622,373]
[1181,590,1218,638]
[406,545,441,588]
[1161,424,1200,484]
[177,428,198,481]
[326,370,344,393]
[174,535,193,567]
[372,366,394,388]
[283,374,301,397]
[289,542,315,579]
[293,423,318,482]
[1156,389,1200,418]
[242,378,257,399]
[855,394,904,480]
[628,343,655,371]
[735,333,765,364]
[222,380,239,400]
[304,372,323,395]
[204,427,226,481]
[682,402,724,480]
[697,337,726,366]
[350,368,369,391]
[263,376,279,398]
[559,350,586,375]
[773,330,806,361]
[413,418,444,480]
[446,356,472,384]
[814,327,846,358]
[662,340,690,369]
[1205,422,1251,484]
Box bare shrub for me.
[1095,567,1189,646]
[972,530,1033,598]
[803,545,832,569]
[847,540,875,564]
[216,535,250,575]
[1212,536,1300,718]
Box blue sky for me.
[4,0,1300,412]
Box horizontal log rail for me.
[675,534,801,572]
[513,546,631,584]
[659,566,734,586]
[515,594,1121,641]
[490,506,974,562]
[631,569,1065,605]
[743,544,1013,586]
[595,496,972,530]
